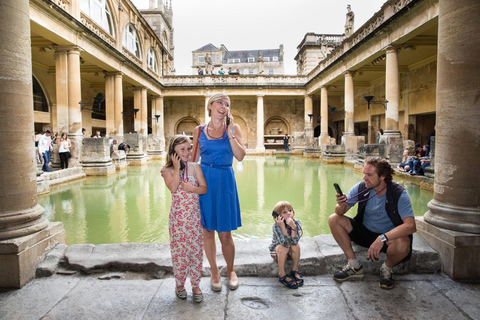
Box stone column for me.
[54,47,69,134]
[0,0,65,288]
[133,88,142,133]
[382,46,403,163]
[204,95,210,123]
[304,94,314,147]
[343,71,358,159]
[319,86,330,146]
[67,47,83,167]
[417,0,480,281]
[256,95,265,153]
[156,96,165,152]
[105,73,115,136]
[114,73,124,136]
[141,87,148,135]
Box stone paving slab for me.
[2,275,479,320]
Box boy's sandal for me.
[175,289,187,299]
[192,287,203,303]
[291,270,304,287]
[278,274,299,289]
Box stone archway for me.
[174,116,200,137]
[264,116,290,135]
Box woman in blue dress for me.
[192,93,246,292]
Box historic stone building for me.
[192,43,285,76]
[0,0,479,288]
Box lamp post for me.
[364,96,388,110]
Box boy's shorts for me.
[348,217,413,262]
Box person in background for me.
[197,66,204,75]
[269,201,304,289]
[407,143,426,175]
[377,128,384,143]
[118,142,131,154]
[38,129,53,172]
[283,133,291,152]
[192,93,246,292]
[93,131,101,138]
[219,68,224,75]
[397,150,410,172]
[161,135,207,303]
[57,132,71,169]
[82,128,87,138]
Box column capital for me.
[344,70,355,78]
[257,94,265,97]
[106,71,123,77]
[385,45,399,54]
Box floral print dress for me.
[169,162,204,287]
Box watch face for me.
[380,234,387,242]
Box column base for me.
[341,135,358,160]
[416,217,480,280]
[0,222,66,288]
[380,130,403,164]
[255,146,266,154]
[319,134,331,146]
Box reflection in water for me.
[39,156,433,245]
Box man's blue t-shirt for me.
[346,182,414,234]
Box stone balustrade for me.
[161,75,307,87]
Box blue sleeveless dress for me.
[198,127,242,232]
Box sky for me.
[131,0,387,75]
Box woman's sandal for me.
[278,274,299,289]
[291,270,304,287]
[175,288,187,299]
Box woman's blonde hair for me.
[273,201,295,216]
[165,134,191,168]
[207,93,230,116]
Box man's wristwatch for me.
[379,234,388,242]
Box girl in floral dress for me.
[161,135,207,302]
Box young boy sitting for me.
[269,201,303,289]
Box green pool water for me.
[38,156,433,245]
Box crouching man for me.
[328,157,416,289]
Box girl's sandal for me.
[175,288,187,299]
[291,270,304,287]
[192,287,203,303]
[278,274,299,289]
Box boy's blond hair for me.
[273,201,295,216]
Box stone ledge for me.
[36,233,441,279]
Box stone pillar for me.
[156,96,165,151]
[133,88,142,133]
[319,86,330,146]
[204,95,210,123]
[147,96,162,158]
[304,95,314,147]
[343,71,358,160]
[382,46,403,163]
[0,0,65,288]
[141,87,148,135]
[114,73,124,136]
[105,73,115,136]
[54,47,69,134]
[67,47,83,167]
[125,133,147,165]
[417,0,480,281]
[256,95,265,153]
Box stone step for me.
[36,234,441,278]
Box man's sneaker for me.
[333,263,364,282]
[379,265,395,289]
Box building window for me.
[227,58,233,63]
[249,69,254,75]
[80,0,114,36]
[147,47,158,73]
[269,69,274,75]
[91,93,106,120]
[248,57,255,63]
[233,58,240,63]
[199,56,205,63]
[122,24,141,58]
[264,57,270,62]
[272,56,279,61]
[211,55,216,63]
[32,76,48,112]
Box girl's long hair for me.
[165,135,191,168]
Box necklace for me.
[180,163,188,182]
[206,122,226,140]
[348,185,387,204]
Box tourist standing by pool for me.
[161,135,208,302]
[192,93,246,292]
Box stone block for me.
[0,222,66,288]
[36,244,67,278]
[81,138,116,175]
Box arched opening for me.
[264,116,290,150]
[32,76,48,112]
[174,117,200,138]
